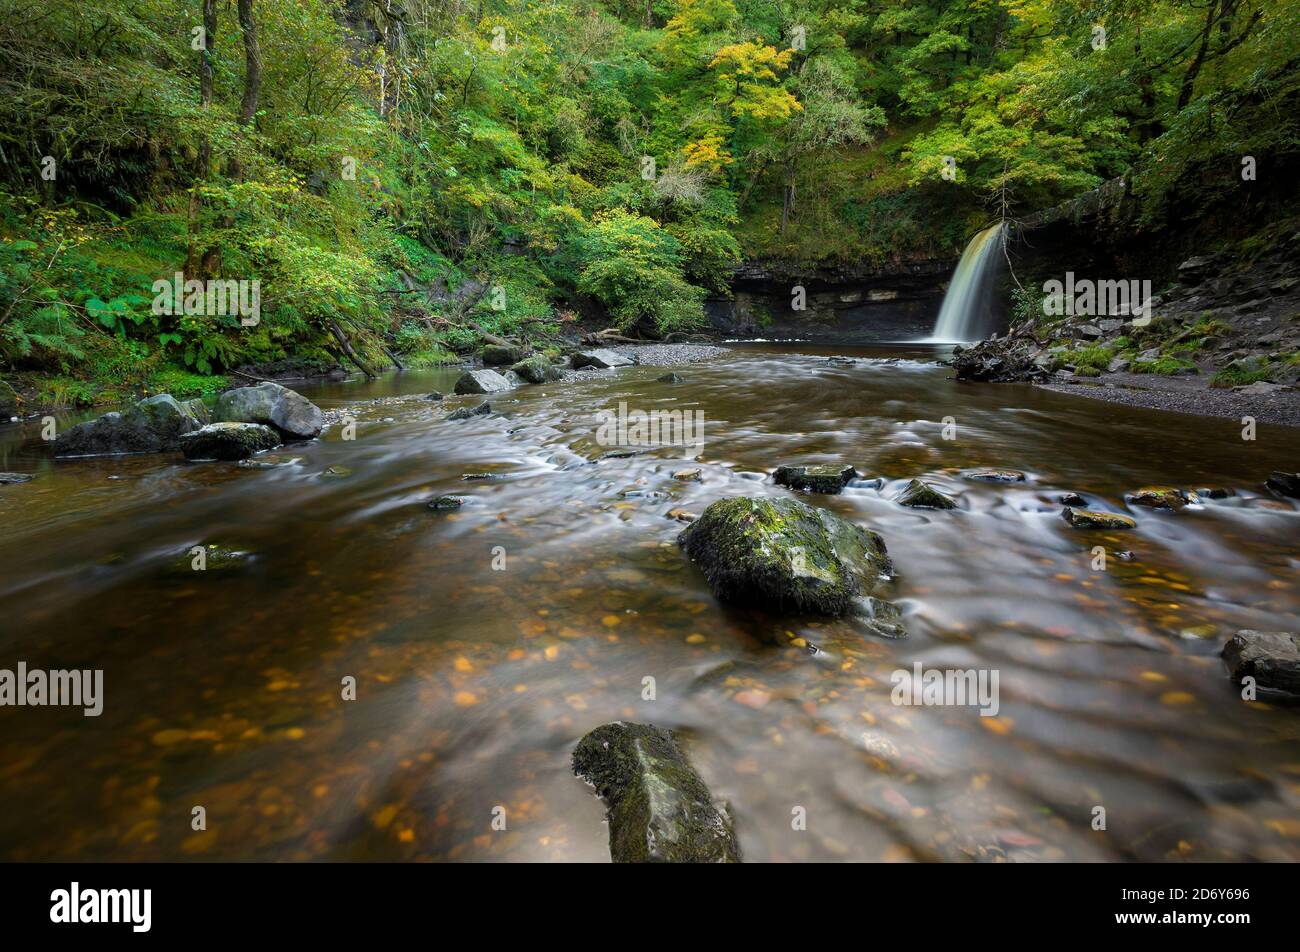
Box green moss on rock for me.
[1062,506,1137,530]
[678,495,893,617]
[896,478,956,509]
[572,721,740,863]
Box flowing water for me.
[928,223,1006,342]
[1,344,1299,862]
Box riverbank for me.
[1038,373,1300,429]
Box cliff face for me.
[711,256,958,341]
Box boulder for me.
[573,349,634,370]
[1062,507,1136,530]
[1127,487,1195,510]
[1222,630,1300,695]
[678,495,894,617]
[453,369,513,395]
[773,463,858,494]
[1265,472,1300,498]
[511,354,562,384]
[481,343,529,366]
[214,382,324,439]
[54,393,202,457]
[896,478,956,510]
[572,722,740,863]
[180,422,280,461]
[446,401,493,421]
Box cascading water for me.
[926,222,1006,342]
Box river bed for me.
[1,343,1298,861]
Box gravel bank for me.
[561,343,727,381]
[1038,377,1300,428]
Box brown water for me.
[1,343,1298,862]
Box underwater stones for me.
[425,391,444,401]
[1265,472,1300,498]
[963,469,1025,482]
[666,507,697,523]
[510,354,563,384]
[657,372,685,383]
[678,495,894,618]
[481,343,529,366]
[1127,487,1196,509]
[428,494,474,510]
[214,381,324,440]
[1222,630,1300,695]
[453,368,513,395]
[165,542,255,576]
[896,478,957,510]
[573,349,634,370]
[446,402,493,421]
[773,463,858,494]
[237,454,302,469]
[54,393,203,457]
[1061,507,1136,530]
[572,721,740,863]
[0,473,33,484]
[180,422,281,461]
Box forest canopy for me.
[0,0,1295,405]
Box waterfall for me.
[926,223,1005,342]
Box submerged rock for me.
[678,495,894,617]
[428,495,474,510]
[511,354,563,384]
[425,391,444,401]
[1222,630,1300,695]
[896,478,957,510]
[573,348,634,370]
[1062,506,1136,530]
[572,721,740,863]
[964,469,1026,482]
[55,393,203,457]
[453,368,513,394]
[773,463,858,494]
[657,372,685,383]
[165,542,255,576]
[0,472,34,484]
[1127,486,1196,509]
[180,422,281,460]
[214,381,324,439]
[446,402,493,421]
[1265,472,1300,498]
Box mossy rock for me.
[896,478,956,510]
[180,422,281,460]
[510,354,563,384]
[481,344,529,366]
[678,495,893,617]
[963,469,1026,483]
[1127,487,1195,509]
[573,722,740,863]
[1062,507,1136,530]
[165,542,255,576]
[446,401,493,420]
[773,463,858,494]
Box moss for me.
[1062,507,1136,530]
[678,496,892,616]
[1210,362,1275,389]
[573,722,740,863]
[1127,487,1194,509]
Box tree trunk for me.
[328,320,378,378]
[1176,1,1220,113]
[187,0,217,278]
[237,0,261,126]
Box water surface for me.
[1,343,1298,861]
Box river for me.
[1,343,1298,861]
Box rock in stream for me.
[572,721,740,863]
